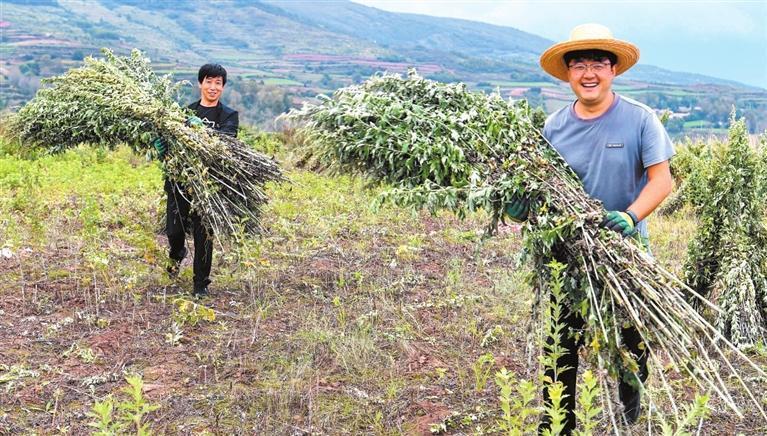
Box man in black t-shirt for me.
[164,63,239,297]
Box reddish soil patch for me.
[409,400,453,435]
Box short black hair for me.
[563,49,617,66]
[198,64,227,85]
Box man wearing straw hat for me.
[507,23,674,431]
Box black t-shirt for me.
[187,100,239,137]
[196,105,221,130]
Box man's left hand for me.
[504,195,530,222]
[600,210,638,237]
[152,137,168,160]
[186,116,204,128]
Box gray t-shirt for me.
[542,94,675,238]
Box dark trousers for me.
[165,180,213,291]
[539,308,648,435]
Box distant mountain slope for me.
[258,0,551,60]
[624,65,760,89]
[2,0,753,86]
[1,0,765,132]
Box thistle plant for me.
[10,49,284,239]
[287,71,767,427]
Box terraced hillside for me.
[1,0,765,133]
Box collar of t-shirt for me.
[570,93,620,122]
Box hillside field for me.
[2,133,767,434]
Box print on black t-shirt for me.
[196,105,220,130]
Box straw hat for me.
[539,23,640,82]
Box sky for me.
[352,0,767,89]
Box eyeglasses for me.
[568,62,612,75]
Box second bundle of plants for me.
[287,71,766,427]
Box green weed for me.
[62,342,97,364]
[494,367,539,435]
[656,394,710,436]
[87,374,160,436]
[172,298,216,326]
[573,370,601,435]
[472,352,495,393]
[480,325,504,348]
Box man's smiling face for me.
[567,56,616,108]
[199,75,224,106]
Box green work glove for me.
[504,195,530,222]
[186,115,204,128]
[600,210,638,237]
[152,137,168,160]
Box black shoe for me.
[624,404,641,424]
[620,386,642,424]
[193,286,209,298]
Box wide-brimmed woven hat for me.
[540,23,640,82]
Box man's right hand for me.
[152,137,168,160]
[600,210,638,237]
[504,195,530,222]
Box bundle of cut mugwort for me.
[287,71,766,423]
[11,49,284,239]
